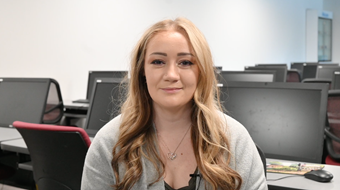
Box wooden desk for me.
[267,159,340,190]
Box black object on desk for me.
[219,82,328,163]
[0,78,51,127]
[84,78,126,133]
[304,170,333,182]
[72,70,128,104]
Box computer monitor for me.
[255,63,288,67]
[86,71,128,100]
[217,70,276,86]
[316,66,340,80]
[290,62,318,77]
[332,71,340,90]
[219,82,328,163]
[244,66,287,82]
[301,63,319,80]
[84,78,126,133]
[0,78,50,127]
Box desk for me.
[63,100,89,128]
[0,127,22,143]
[267,159,340,190]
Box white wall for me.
[0,0,324,100]
[324,0,340,63]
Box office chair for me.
[13,121,91,190]
[255,144,267,178]
[0,163,16,180]
[324,90,340,166]
[43,79,64,124]
[302,78,332,90]
[286,69,301,82]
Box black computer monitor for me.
[291,62,318,77]
[217,70,276,86]
[332,71,340,90]
[244,66,287,82]
[316,66,340,80]
[84,78,126,132]
[219,82,328,163]
[255,63,288,67]
[301,63,319,80]
[0,78,50,127]
[86,71,128,100]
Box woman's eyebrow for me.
[177,52,194,57]
[150,52,167,56]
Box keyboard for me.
[72,99,89,104]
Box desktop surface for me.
[267,159,340,190]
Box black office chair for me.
[43,79,64,124]
[324,90,340,166]
[286,69,301,82]
[13,121,91,190]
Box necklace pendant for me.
[167,152,177,160]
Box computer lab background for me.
[0,0,339,102]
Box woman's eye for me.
[179,60,193,66]
[151,60,164,65]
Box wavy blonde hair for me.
[111,17,242,190]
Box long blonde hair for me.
[111,17,242,190]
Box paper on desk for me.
[267,160,325,175]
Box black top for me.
[164,168,198,190]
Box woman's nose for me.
[163,62,180,82]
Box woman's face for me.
[144,30,199,111]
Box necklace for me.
[156,124,191,160]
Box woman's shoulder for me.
[219,112,249,137]
[90,114,122,147]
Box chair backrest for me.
[286,69,301,82]
[325,90,340,162]
[13,121,91,190]
[43,79,64,124]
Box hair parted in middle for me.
[111,17,242,190]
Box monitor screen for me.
[291,62,318,77]
[219,82,328,163]
[0,78,50,127]
[301,64,319,80]
[85,78,126,131]
[217,71,276,86]
[316,66,340,80]
[244,66,287,82]
[333,71,340,90]
[86,71,128,100]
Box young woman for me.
[81,17,267,190]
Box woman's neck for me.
[153,103,192,133]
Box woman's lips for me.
[161,88,182,93]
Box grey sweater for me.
[81,114,268,190]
